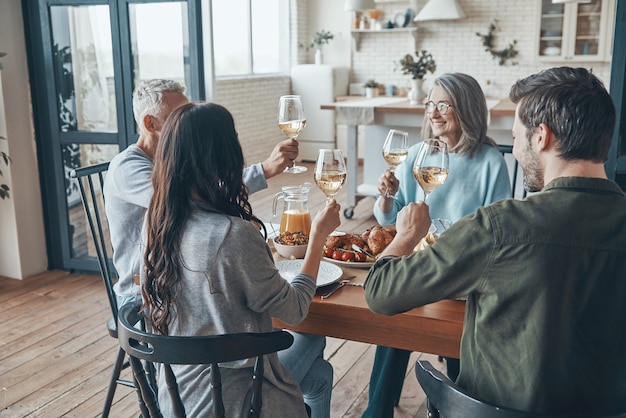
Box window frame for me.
[211,0,290,78]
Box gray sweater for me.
[149,201,314,417]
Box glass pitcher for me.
[272,183,312,235]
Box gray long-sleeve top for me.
[149,201,314,417]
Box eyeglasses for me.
[425,101,452,115]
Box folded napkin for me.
[334,97,407,125]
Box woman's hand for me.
[377,169,399,213]
[310,198,341,240]
[301,199,341,276]
[377,169,399,197]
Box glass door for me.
[24,0,204,272]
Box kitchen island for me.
[321,97,517,218]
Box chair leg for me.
[393,379,404,407]
[102,346,127,417]
[426,399,440,418]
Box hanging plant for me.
[476,20,519,66]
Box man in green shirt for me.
[364,67,626,415]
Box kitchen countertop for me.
[322,96,516,117]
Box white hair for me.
[132,79,186,132]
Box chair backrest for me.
[69,162,118,322]
[118,301,295,418]
[498,144,527,200]
[415,360,626,418]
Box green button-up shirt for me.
[365,177,626,415]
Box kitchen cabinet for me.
[536,0,615,62]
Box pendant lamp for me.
[344,0,376,11]
[414,0,466,21]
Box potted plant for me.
[362,79,380,98]
[0,52,10,200]
[398,50,436,104]
[300,30,334,64]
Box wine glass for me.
[278,95,307,173]
[412,139,449,202]
[381,129,409,197]
[314,149,347,203]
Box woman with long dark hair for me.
[142,102,340,417]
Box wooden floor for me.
[0,162,448,417]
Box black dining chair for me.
[70,162,145,417]
[117,301,299,418]
[498,144,527,200]
[415,360,626,418]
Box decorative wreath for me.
[476,20,519,66]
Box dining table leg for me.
[345,124,359,218]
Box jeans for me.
[361,346,460,418]
[116,292,142,310]
[278,331,332,418]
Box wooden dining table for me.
[272,253,465,358]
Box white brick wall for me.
[214,76,291,167]
[212,1,310,168]
[351,0,612,98]
[213,0,614,167]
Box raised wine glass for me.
[381,129,409,197]
[412,139,449,202]
[278,95,307,173]
[314,149,347,203]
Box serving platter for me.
[322,256,374,269]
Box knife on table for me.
[320,276,356,299]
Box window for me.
[212,0,289,76]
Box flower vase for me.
[315,48,323,65]
[365,87,376,98]
[408,79,424,105]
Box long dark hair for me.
[143,102,261,334]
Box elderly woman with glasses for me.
[363,73,512,418]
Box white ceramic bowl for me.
[273,237,308,259]
[542,46,561,56]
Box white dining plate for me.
[323,257,374,269]
[276,260,343,287]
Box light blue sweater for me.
[374,142,512,225]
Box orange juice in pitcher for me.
[273,183,312,235]
[279,210,312,235]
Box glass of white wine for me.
[278,95,307,173]
[381,129,409,197]
[413,139,449,201]
[314,149,347,203]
